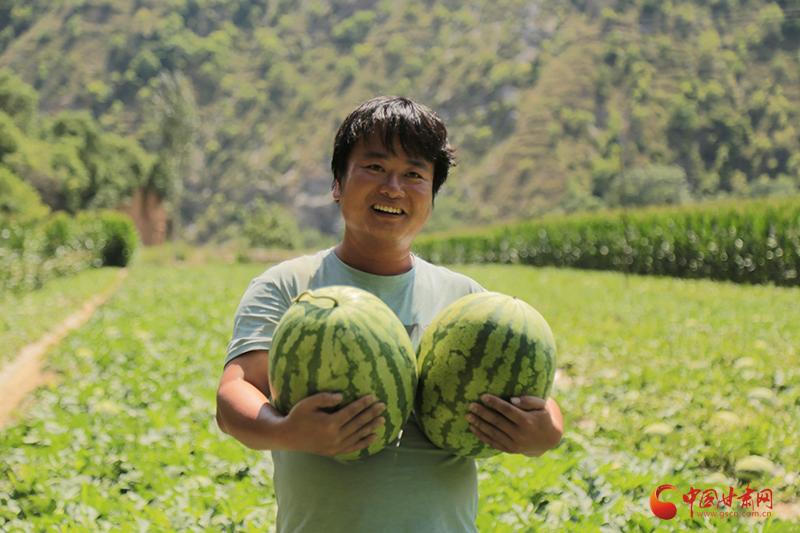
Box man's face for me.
[333,134,434,248]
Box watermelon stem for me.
[295,291,339,307]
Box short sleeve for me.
[467,278,486,294]
[225,275,291,366]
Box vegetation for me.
[0,0,797,238]
[0,69,152,215]
[0,267,119,366]
[0,210,138,293]
[414,196,800,286]
[0,260,796,530]
[0,166,49,223]
[3,4,795,528]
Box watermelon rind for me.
[269,285,417,461]
[415,291,556,458]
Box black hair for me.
[331,96,456,198]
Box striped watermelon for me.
[415,292,556,458]
[268,285,417,461]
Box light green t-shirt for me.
[226,247,485,533]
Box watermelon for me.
[268,285,417,461]
[415,291,556,458]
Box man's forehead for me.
[354,134,433,169]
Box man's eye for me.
[407,172,425,180]
[366,164,383,172]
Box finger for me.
[342,418,384,447]
[337,433,379,456]
[477,394,526,425]
[294,392,343,411]
[469,423,510,453]
[466,411,513,446]
[334,394,378,421]
[510,395,547,411]
[341,402,385,436]
[468,402,515,435]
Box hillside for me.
[1,0,799,240]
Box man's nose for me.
[379,172,404,197]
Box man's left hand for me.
[467,395,563,456]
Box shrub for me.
[0,167,49,223]
[605,164,692,207]
[1,210,138,293]
[242,200,302,250]
[98,211,139,266]
[414,197,800,286]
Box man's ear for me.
[332,179,341,203]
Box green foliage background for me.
[0,210,139,293]
[1,259,797,529]
[414,196,800,286]
[1,0,798,240]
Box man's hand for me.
[280,393,386,457]
[466,395,563,456]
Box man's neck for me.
[334,238,414,276]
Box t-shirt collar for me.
[328,247,416,288]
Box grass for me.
[0,267,121,366]
[0,259,797,530]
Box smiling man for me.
[216,96,564,532]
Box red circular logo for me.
[650,484,677,520]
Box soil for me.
[0,269,128,428]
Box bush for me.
[0,167,49,223]
[41,211,74,254]
[0,68,38,132]
[605,164,692,207]
[413,196,800,286]
[75,210,139,267]
[99,211,139,266]
[748,175,798,198]
[1,210,138,293]
[242,200,302,250]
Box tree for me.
[147,71,197,239]
[606,165,692,207]
[0,68,38,133]
[0,166,49,223]
[48,111,149,212]
[243,199,302,249]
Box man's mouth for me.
[372,204,405,216]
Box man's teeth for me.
[373,205,403,214]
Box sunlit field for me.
[1,259,797,531]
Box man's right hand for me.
[280,393,386,457]
[216,350,386,456]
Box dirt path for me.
[0,269,128,428]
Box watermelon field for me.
[0,267,120,367]
[1,253,798,531]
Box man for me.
[216,96,563,532]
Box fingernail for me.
[511,397,520,405]
[480,394,490,403]
[468,403,477,413]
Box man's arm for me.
[216,350,387,456]
[216,350,288,449]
